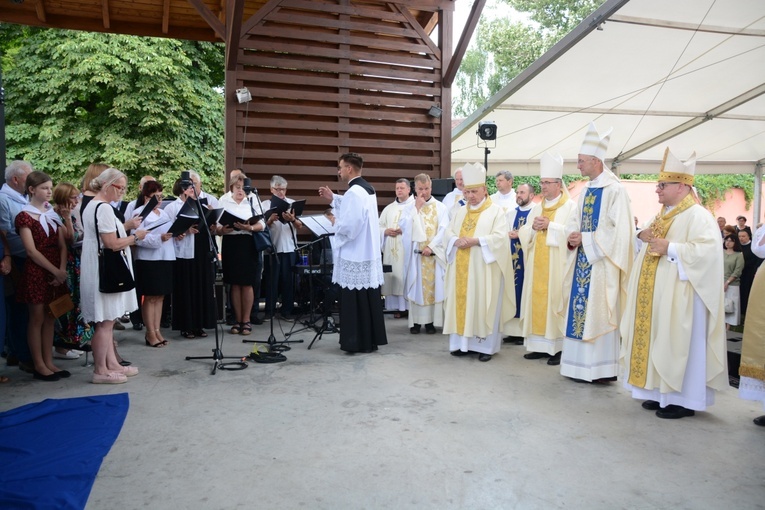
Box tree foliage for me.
[1,26,226,195]
[453,0,604,117]
[621,173,761,211]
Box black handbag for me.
[94,203,136,294]
[249,198,273,253]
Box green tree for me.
[2,26,226,195]
[453,0,604,117]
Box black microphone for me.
[243,178,253,195]
[180,170,193,190]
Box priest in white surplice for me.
[490,170,516,211]
[443,163,514,362]
[518,153,577,366]
[621,148,727,419]
[560,123,634,383]
[400,174,449,334]
[442,168,465,219]
[318,153,387,353]
[379,178,414,316]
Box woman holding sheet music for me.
[132,181,174,347]
[217,173,266,336]
[164,178,213,339]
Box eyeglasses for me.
[111,183,127,193]
[656,182,680,190]
[540,180,559,186]
[271,187,287,193]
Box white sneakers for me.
[53,349,83,360]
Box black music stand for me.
[241,190,303,355]
[184,185,249,374]
[294,215,339,349]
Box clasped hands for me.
[532,216,550,231]
[638,228,669,256]
[454,237,476,249]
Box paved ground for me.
[1,316,763,510]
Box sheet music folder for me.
[301,215,335,237]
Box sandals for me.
[145,334,165,348]
[230,324,241,335]
[195,329,208,338]
[180,331,196,339]
[241,322,252,335]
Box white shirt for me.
[491,189,517,211]
[262,197,298,254]
[134,208,176,262]
[163,198,196,259]
[218,194,265,237]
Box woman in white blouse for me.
[132,181,175,347]
[217,173,265,336]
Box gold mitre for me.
[579,122,612,162]
[462,162,487,189]
[540,152,563,179]
[658,147,696,185]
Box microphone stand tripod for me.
[242,188,303,356]
[184,182,248,374]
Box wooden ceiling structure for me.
[0,0,485,208]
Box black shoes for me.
[656,404,695,419]
[642,400,695,419]
[132,323,143,331]
[503,336,524,345]
[642,400,660,411]
[424,323,436,334]
[33,371,60,382]
[523,352,550,360]
[450,350,469,357]
[753,415,765,427]
[478,353,492,362]
[410,324,421,334]
[546,352,561,366]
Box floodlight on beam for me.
[428,104,443,118]
[235,87,252,104]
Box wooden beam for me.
[35,0,46,23]
[241,0,285,37]
[101,0,110,29]
[443,0,485,87]
[186,0,226,40]
[225,0,245,71]
[225,69,239,173]
[439,6,453,177]
[392,3,441,59]
[162,0,170,34]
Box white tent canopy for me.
[451,0,765,182]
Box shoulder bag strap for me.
[93,202,121,252]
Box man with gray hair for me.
[442,168,465,219]
[491,170,516,211]
[0,160,34,371]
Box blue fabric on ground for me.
[0,393,129,510]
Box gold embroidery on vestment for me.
[531,195,568,335]
[628,193,696,388]
[455,200,491,336]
